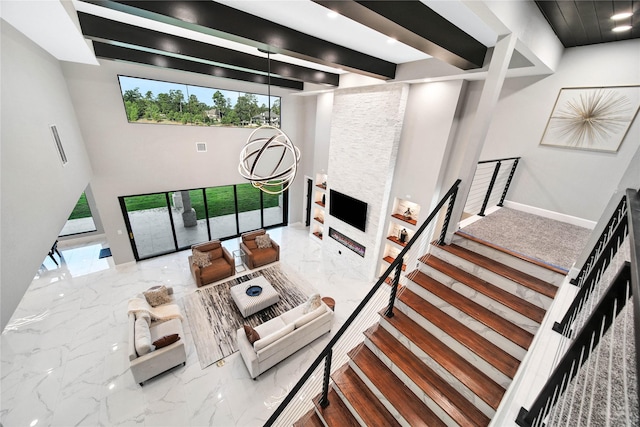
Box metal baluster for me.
[498,158,519,207]
[385,258,403,318]
[319,349,332,408]
[438,187,459,245]
[478,161,501,216]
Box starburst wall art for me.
[540,86,640,152]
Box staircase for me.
[294,231,566,426]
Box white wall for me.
[62,59,309,264]
[1,22,93,329]
[480,39,640,222]
[323,84,409,280]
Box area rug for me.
[459,207,593,271]
[183,263,312,369]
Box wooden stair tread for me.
[435,243,558,298]
[382,308,506,410]
[421,255,546,323]
[454,231,569,275]
[312,388,359,427]
[348,344,447,427]
[293,408,324,427]
[398,288,520,378]
[409,270,534,349]
[332,364,401,427]
[365,325,490,427]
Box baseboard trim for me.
[502,201,596,229]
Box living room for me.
[2,1,639,426]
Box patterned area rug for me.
[183,263,311,369]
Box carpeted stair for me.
[294,231,566,426]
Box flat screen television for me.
[329,190,368,232]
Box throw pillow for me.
[153,334,180,349]
[192,249,211,268]
[143,285,172,307]
[255,234,272,249]
[134,317,154,356]
[244,324,260,344]
[303,293,322,314]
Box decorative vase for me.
[399,228,408,243]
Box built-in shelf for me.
[383,255,407,271]
[391,213,417,226]
[310,172,328,242]
[387,235,408,247]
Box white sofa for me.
[236,301,333,379]
[128,288,187,386]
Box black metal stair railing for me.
[516,188,640,427]
[264,179,461,426]
[464,156,520,217]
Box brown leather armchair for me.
[240,229,280,269]
[189,240,235,287]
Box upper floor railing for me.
[464,156,520,217]
[264,179,461,426]
[516,188,640,427]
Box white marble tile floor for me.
[1,223,373,427]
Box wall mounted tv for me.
[329,190,368,232]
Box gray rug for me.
[460,207,593,271]
[184,263,311,369]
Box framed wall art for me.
[539,85,640,152]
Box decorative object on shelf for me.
[322,194,326,205]
[540,85,640,152]
[238,49,300,194]
[403,207,413,220]
[399,228,408,243]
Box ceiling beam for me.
[314,0,487,70]
[92,42,304,90]
[77,12,339,86]
[83,0,397,80]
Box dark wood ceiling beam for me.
[77,12,339,86]
[314,0,487,70]
[83,0,396,80]
[92,42,304,90]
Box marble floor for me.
[1,224,374,427]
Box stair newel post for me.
[438,186,459,246]
[319,349,332,408]
[385,258,403,318]
[479,161,501,216]
[498,158,519,207]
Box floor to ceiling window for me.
[119,183,288,261]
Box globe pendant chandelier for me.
[238,49,300,195]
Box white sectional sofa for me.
[236,301,333,379]
[128,287,187,385]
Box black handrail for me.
[570,197,628,287]
[552,197,628,335]
[470,157,520,217]
[264,179,461,426]
[516,188,640,427]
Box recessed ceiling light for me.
[387,38,397,44]
[327,11,338,19]
[611,12,633,20]
[612,25,633,32]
